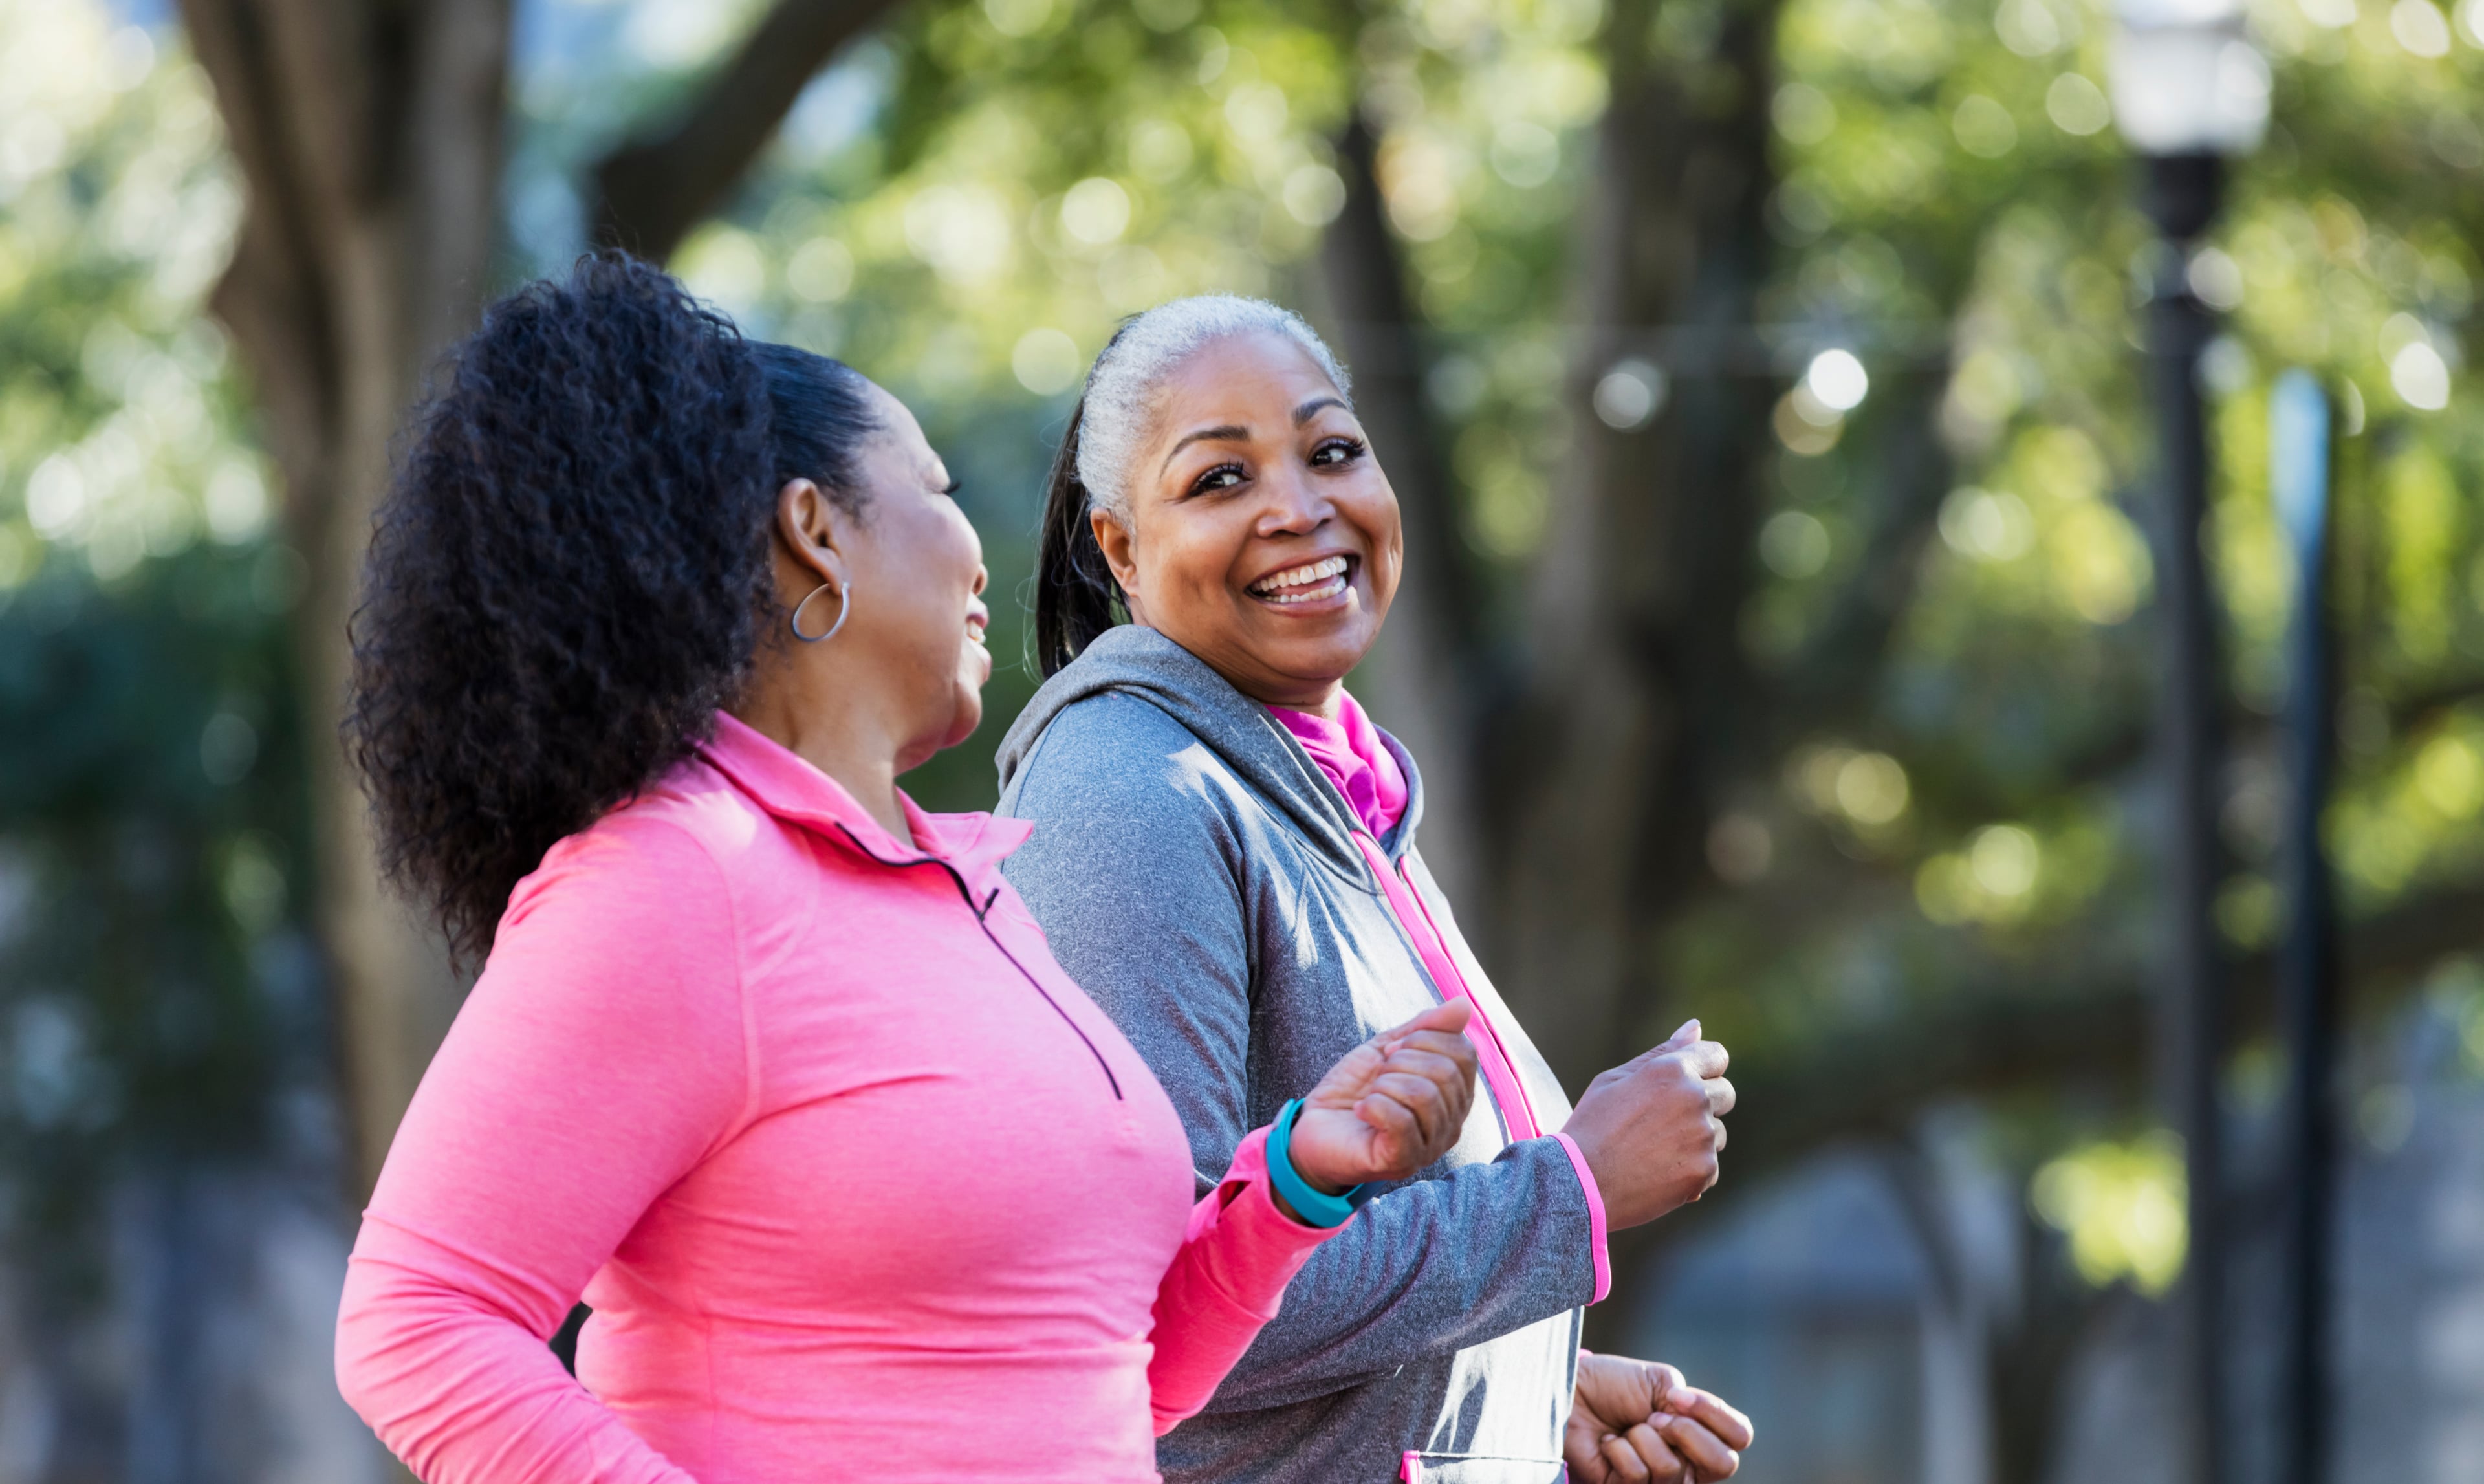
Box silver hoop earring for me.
[790,579,853,643]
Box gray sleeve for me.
[1003,702,1597,1409]
[1207,1139,1596,1410]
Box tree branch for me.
[588,0,904,259]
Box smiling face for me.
[1091,330,1402,714]
[842,384,992,763]
[765,380,991,774]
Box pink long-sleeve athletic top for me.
[333,713,1337,1484]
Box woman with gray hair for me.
[997,296,1755,1484]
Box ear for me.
[777,477,855,594]
[1090,507,1140,595]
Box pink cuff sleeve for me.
[1551,1133,1611,1304]
[1146,1126,1340,1434]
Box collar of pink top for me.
[695,710,1032,895]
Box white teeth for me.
[1250,556,1349,598]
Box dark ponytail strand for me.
[1032,395,1126,677]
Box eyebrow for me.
[1159,424,1248,476]
[1156,397,1353,478]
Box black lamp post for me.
[2271,370,2337,1484]
[2109,6,2268,1483]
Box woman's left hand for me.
[1565,1353,1752,1483]
[1287,1000,1479,1192]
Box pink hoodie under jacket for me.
[333,713,1336,1484]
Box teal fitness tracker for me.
[1269,1098,1375,1228]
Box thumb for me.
[1656,1018,1700,1053]
[1376,998,1474,1047]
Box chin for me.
[1259,624,1377,683]
[941,692,985,750]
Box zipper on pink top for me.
[1350,832,1540,1142]
[835,822,1123,1100]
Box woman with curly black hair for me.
[329,255,1479,1484]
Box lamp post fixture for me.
[2108,7,2267,1484]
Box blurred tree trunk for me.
[1320,111,1489,909]
[1987,1206,2109,1484]
[1314,0,1785,1352]
[1494,0,1782,1102]
[179,0,900,1198]
[175,0,514,1197]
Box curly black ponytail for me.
[344,254,877,966]
[1032,394,1128,677]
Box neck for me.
[1129,621,1348,719]
[1206,662,1346,721]
[1267,681,1346,721]
[730,678,914,846]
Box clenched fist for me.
[1560,1019,1734,1228]
[1566,1353,1752,1483]
[1285,1000,1480,1199]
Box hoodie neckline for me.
[996,626,1424,878]
[1267,693,1410,840]
[697,711,1032,895]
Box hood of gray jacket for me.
[995,624,1424,871]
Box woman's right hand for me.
[1287,1001,1480,1194]
[1561,1020,1733,1229]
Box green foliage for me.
[2031,1129,2186,1293]
[12,0,2484,1314]
[0,1,314,1258]
[510,0,1618,801]
[1661,0,2484,1125]
[501,3,2484,1192]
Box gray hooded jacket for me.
[996,626,1596,1484]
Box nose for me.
[972,563,988,598]
[1253,463,1334,538]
